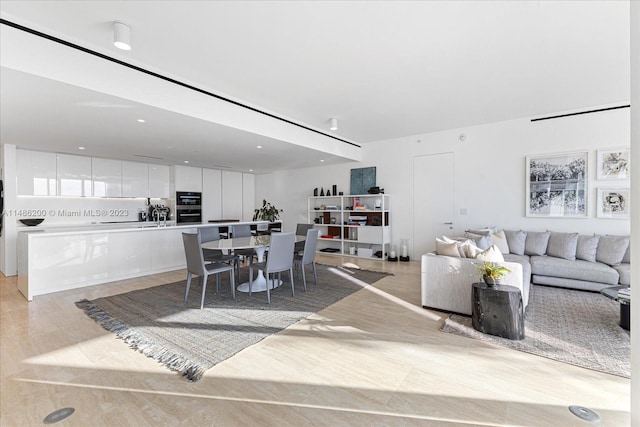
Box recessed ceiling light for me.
[167,146,173,149]
[78,146,85,150]
[320,159,324,162]
[249,169,254,172]
[137,119,145,123]
[184,160,189,164]
[256,145,263,149]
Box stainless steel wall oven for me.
[176,191,202,223]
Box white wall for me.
[256,107,630,259]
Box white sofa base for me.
[421,253,528,316]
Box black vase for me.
[483,276,504,286]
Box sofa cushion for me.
[504,230,527,255]
[530,256,619,285]
[596,235,630,266]
[464,232,492,250]
[622,241,631,264]
[576,235,600,262]
[546,232,578,261]
[614,264,631,286]
[525,231,551,256]
[436,238,462,257]
[492,230,510,254]
[476,245,504,262]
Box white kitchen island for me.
[16,221,267,301]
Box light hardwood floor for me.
[0,255,630,426]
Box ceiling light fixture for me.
[137,119,145,123]
[113,21,132,51]
[184,160,189,164]
[256,145,263,149]
[78,146,85,150]
[329,118,338,131]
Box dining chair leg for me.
[289,268,295,296]
[312,262,318,285]
[184,272,192,302]
[248,265,254,297]
[300,265,307,291]
[200,275,209,309]
[230,269,236,299]
[216,274,220,294]
[266,272,271,304]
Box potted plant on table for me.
[253,200,282,232]
[476,261,511,286]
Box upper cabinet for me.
[173,165,202,192]
[148,164,170,199]
[122,161,149,198]
[221,170,243,219]
[202,168,222,221]
[92,158,122,197]
[16,149,57,196]
[57,154,92,196]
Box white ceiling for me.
[0,1,630,172]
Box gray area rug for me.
[76,264,388,382]
[440,284,630,378]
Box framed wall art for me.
[596,147,630,180]
[597,187,630,219]
[526,151,588,218]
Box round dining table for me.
[201,234,305,293]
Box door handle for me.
[444,222,453,225]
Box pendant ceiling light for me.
[330,118,338,131]
[113,21,132,51]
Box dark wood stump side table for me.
[472,283,525,340]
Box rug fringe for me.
[75,299,205,382]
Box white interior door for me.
[413,153,455,257]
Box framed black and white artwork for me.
[526,151,588,218]
[597,187,630,219]
[597,147,630,180]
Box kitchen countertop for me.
[17,220,268,236]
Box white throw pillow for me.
[435,238,462,257]
[463,241,484,258]
[475,245,505,262]
[442,236,470,257]
[492,230,510,254]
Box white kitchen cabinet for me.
[242,173,256,221]
[202,168,222,221]
[16,149,57,196]
[57,153,92,196]
[173,165,202,192]
[148,164,170,198]
[122,161,149,198]
[92,158,122,197]
[221,170,243,219]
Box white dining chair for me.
[293,228,320,290]
[182,232,235,309]
[249,232,295,303]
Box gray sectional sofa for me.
[503,230,630,291]
[421,229,630,315]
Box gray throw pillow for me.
[576,235,600,262]
[596,235,630,266]
[504,230,527,255]
[524,231,551,256]
[622,242,631,264]
[546,232,578,260]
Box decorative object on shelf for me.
[332,185,337,195]
[19,218,44,226]
[475,261,511,286]
[350,166,376,195]
[597,147,630,180]
[320,187,324,196]
[399,238,410,262]
[338,191,344,196]
[252,199,281,222]
[526,151,588,218]
[326,189,331,196]
[313,188,318,196]
[367,186,381,194]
